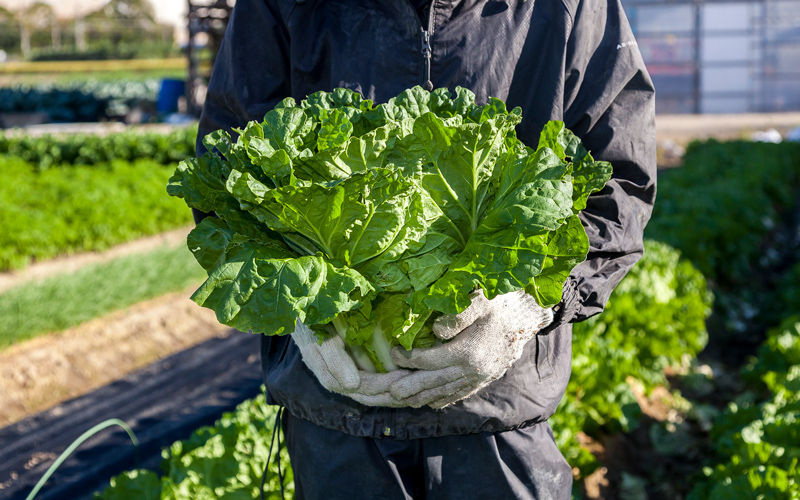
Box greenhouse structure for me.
[622,0,800,114]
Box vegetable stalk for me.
[331,316,399,373]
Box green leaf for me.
[401,112,514,247]
[261,107,316,158]
[95,470,161,500]
[528,215,590,307]
[422,148,575,314]
[191,241,373,335]
[537,120,613,211]
[186,217,237,272]
[259,168,427,270]
[295,124,397,182]
[317,108,354,151]
[166,155,230,215]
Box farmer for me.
[195,0,656,498]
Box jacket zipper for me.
[419,0,436,91]
[420,28,433,91]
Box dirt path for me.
[0,226,192,294]
[657,112,800,142]
[0,288,231,427]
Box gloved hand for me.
[291,321,413,407]
[389,290,554,409]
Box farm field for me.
[2,118,800,500]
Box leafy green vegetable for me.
[95,393,293,500]
[0,126,196,171]
[688,317,800,500]
[550,240,712,479]
[0,80,161,124]
[168,86,612,371]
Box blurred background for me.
[0,1,798,499]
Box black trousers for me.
[283,411,573,500]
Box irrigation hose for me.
[25,418,139,500]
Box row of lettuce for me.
[647,140,800,337]
[689,317,800,499]
[0,126,196,170]
[0,127,196,271]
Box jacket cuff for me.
[550,277,581,328]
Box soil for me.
[0,288,229,427]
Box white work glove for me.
[291,321,413,407]
[389,290,554,409]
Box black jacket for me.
[196,0,656,439]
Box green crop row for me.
[687,317,800,499]
[0,80,162,121]
[646,140,800,287]
[551,239,712,479]
[0,126,196,170]
[0,156,192,271]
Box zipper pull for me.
[420,28,433,91]
[421,29,431,58]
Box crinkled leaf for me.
[399,112,517,247]
[191,241,373,335]
[261,107,316,158]
[259,168,427,270]
[538,120,613,211]
[528,215,590,306]
[422,148,574,314]
[187,217,238,272]
[316,108,354,151]
[295,124,396,182]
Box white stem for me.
[331,316,377,373]
[370,325,398,372]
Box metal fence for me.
[622,0,800,114]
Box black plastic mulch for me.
[0,329,263,500]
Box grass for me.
[0,243,207,350]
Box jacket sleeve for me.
[555,0,657,325]
[193,0,292,223]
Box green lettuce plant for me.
[688,317,800,500]
[167,87,611,371]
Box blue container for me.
[157,79,186,114]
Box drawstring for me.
[261,406,286,500]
